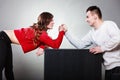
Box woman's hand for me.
[36,48,44,56]
[59,24,67,32]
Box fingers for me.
[89,47,99,54]
[36,48,44,56]
[89,46,103,54]
[36,51,44,56]
[59,24,67,32]
[89,48,96,54]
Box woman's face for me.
[47,19,54,29]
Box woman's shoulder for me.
[41,31,47,35]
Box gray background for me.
[0,0,120,80]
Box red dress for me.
[14,27,65,53]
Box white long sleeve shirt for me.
[65,21,120,70]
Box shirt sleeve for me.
[101,21,120,52]
[65,31,93,49]
[39,31,65,49]
[39,45,45,49]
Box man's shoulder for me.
[104,20,116,24]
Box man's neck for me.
[94,19,103,30]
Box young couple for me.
[0,6,120,80]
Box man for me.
[65,6,120,80]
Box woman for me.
[0,12,67,80]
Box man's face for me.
[85,11,96,27]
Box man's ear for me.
[94,14,98,20]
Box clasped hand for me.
[58,24,67,32]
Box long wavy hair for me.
[31,12,53,46]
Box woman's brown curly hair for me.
[31,12,53,46]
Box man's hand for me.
[58,24,67,32]
[89,46,103,54]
